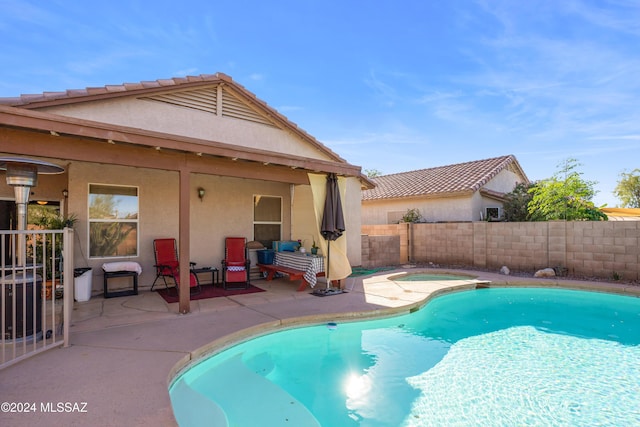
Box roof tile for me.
[123,83,144,90]
[362,155,526,201]
[67,89,88,96]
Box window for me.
[387,211,405,224]
[89,184,138,258]
[485,207,502,221]
[253,195,281,248]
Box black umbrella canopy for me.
[320,173,345,242]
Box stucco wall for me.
[483,168,522,193]
[41,98,334,161]
[65,162,294,295]
[344,177,363,266]
[361,195,474,225]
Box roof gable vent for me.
[141,86,218,114]
[141,85,277,128]
[220,86,275,127]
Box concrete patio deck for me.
[1,268,638,427]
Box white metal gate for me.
[0,229,72,369]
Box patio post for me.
[178,168,191,314]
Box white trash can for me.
[74,268,93,302]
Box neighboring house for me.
[0,73,372,311]
[362,155,529,224]
[600,208,640,221]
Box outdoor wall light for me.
[62,189,68,198]
[197,187,205,201]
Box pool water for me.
[170,288,640,426]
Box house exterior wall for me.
[362,195,475,225]
[483,168,523,193]
[470,191,484,222]
[478,168,527,220]
[1,155,365,295]
[344,177,363,266]
[65,161,293,295]
[40,98,335,161]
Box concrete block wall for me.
[567,221,639,280]
[361,234,370,267]
[547,221,567,268]
[412,222,474,265]
[361,221,640,281]
[360,234,400,268]
[484,222,549,270]
[362,223,409,264]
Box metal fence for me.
[1,228,73,369]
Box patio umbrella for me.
[320,173,345,290]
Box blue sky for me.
[1,0,639,207]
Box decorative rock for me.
[534,268,556,278]
[499,266,510,275]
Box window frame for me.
[253,194,282,248]
[485,207,503,221]
[88,183,139,259]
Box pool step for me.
[188,354,320,427]
[170,378,228,427]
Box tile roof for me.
[362,155,527,201]
[0,74,233,107]
[0,72,359,170]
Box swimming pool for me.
[170,287,640,426]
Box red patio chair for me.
[151,238,200,293]
[171,269,201,295]
[221,237,250,289]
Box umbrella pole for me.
[326,241,330,289]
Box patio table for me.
[274,252,324,288]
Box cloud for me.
[363,70,398,107]
[0,0,59,27]
[415,4,640,149]
[325,126,429,148]
[566,0,640,36]
[588,134,640,141]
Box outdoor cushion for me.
[102,262,142,275]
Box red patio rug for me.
[156,284,265,304]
